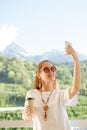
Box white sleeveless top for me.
[25,89,78,130]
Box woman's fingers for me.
[65,41,75,55]
[25,105,32,115]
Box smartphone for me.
[65,41,72,46]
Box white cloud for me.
[0,24,19,51]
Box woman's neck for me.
[40,82,54,92]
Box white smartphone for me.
[65,41,72,46]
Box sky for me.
[0,0,87,56]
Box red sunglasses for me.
[42,66,56,73]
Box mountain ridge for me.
[0,43,87,63]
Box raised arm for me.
[65,41,81,99]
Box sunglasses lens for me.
[51,66,56,72]
[43,67,50,73]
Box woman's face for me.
[39,62,56,82]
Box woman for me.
[22,42,81,130]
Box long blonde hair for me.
[33,60,59,90]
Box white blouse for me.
[24,89,78,130]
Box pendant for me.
[44,111,47,121]
[43,105,49,121]
[41,89,54,121]
[43,105,49,111]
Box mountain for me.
[0,43,87,63]
[0,43,28,60]
[27,50,87,63]
[27,50,72,63]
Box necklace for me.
[41,89,54,121]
